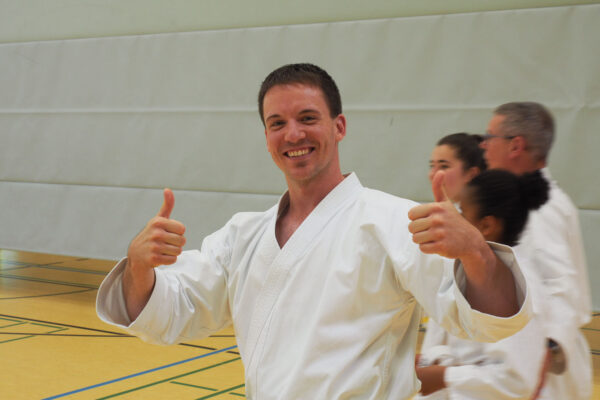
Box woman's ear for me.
[465,166,481,181]
[478,215,504,243]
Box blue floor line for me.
[42,345,238,400]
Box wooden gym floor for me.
[1,249,598,399]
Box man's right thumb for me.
[157,188,175,218]
[432,171,450,203]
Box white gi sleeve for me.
[396,238,532,343]
[443,318,546,400]
[96,230,233,345]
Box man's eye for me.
[301,116,316,123]
[269,121,284,129]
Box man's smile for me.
[285,148,313,158]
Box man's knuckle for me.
[149,254,161,264]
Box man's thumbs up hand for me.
[127,188,187,271]
[408,171,479,259]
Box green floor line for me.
[0,266,32,272]
[0,313,129,336]
[34,264,108,275]
[31,322,65,330]
[0,316,24,323]
[97,357,241,399]
[0,321,27,329]
[582,327,600,332]
[0,288,95,301]
[170,381,217,391]
[46,327,69,334]
[0,334,35,344]
[0,273,99,289]
[196,383,245,400]
[0,324,67,344]
[0,261,31,267]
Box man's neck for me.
[508,155,546,175]
[275,173,345,247]
[288,177,342,215]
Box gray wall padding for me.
[1,5,598,306]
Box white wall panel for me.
[0,112,280,192]
[0,5,598,305]
[2,0,599,44]
[0,181,278,260]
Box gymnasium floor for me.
[1,249,598,399]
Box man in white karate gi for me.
[97,63,532,399]
[480,102,592,399]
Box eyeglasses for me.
[481,131,517,141]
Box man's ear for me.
[478,215,503,243]
[509,135,527,156]
[334,114,347,142]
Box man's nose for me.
[285,121,306,143]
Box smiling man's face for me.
[263,83,346,187]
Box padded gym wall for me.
[1,4,598,307]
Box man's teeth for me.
[288,149,310,157]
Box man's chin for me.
[284,169,317,183]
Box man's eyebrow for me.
[265,113,281,122]
[266,108,322,122]
[299,108,320,114]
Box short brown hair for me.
[258,63,342,125]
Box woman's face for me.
[428,144,478,203]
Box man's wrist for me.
[460,241,496,287]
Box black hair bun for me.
[518,170,549,211]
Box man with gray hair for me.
[481,101,592,399]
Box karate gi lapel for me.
[244,173,363,383]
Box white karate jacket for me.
[416,272,547,400]
[97,173,532,399]
[515,169,592,400]
[416,169,593,400]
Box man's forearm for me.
[461,245,519,317]
[122,259,156,322]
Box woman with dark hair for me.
[428,133,486,204]
[416,169,550,400]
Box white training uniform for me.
[416,168,593,400]
[416,263,547,400]
[96,173,531,400]
[515,168,592,400]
